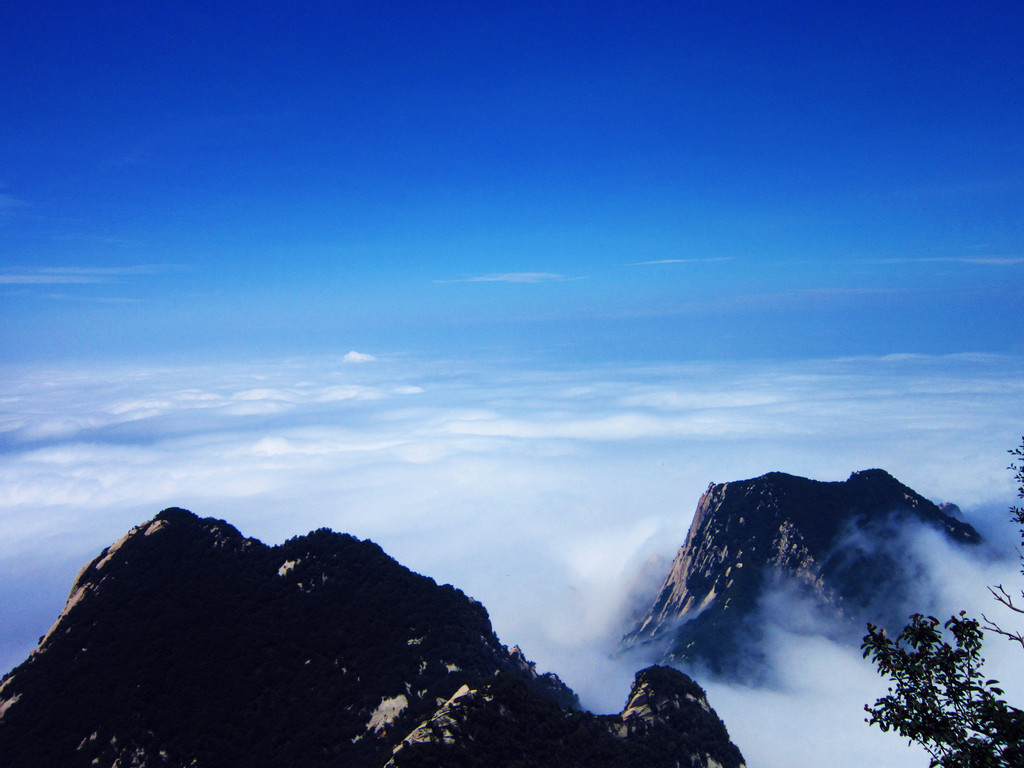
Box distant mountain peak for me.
[622,469,981,677]
[153,505,196,523]
[850,467,890,477]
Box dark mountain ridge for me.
[0,508,744,768]
[623,469,981,677]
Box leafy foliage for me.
[863,613,1024,766]
[862,439,1024,767]
[983,441,1024,650]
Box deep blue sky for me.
[2,1,1022,362]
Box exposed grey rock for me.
[386,665,745,768]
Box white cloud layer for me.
[0,352,1022,768]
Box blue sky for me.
[2,1,1022,363]
[2,5,1024,767]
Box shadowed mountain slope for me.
[0,508,744,768]
[623,469,981,677]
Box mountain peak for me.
[0,509,744,768]
[848,467,895,480]
[385,665,745,768]
[623,468,981,676]
[153,506,198,523]
[619,665,710,728]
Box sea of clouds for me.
[1,351,1022,768]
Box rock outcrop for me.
[386,664,744,768]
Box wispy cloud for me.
[629,258,732,266]
[343,351,377,363]
[42,293,144,304]
[438,272,573,284]
[0,265,176,285]
[0,193,27,214]
[1,274,106,285]
[868,256,1024,266]
[607,286,901,320]
[49,233,144,248]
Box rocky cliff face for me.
[0,508,744,768]
[385,665,744,768]
[622,469,981,677]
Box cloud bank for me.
[0,352,1021,768]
